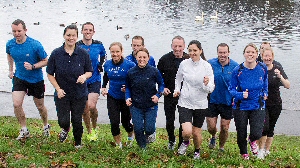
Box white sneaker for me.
[16,128,30,140]
[264,150,270,157]
[257,149,265,159]
[177,141,190,155]
[43,124,51,137]
[147,132,156,143]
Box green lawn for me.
[0,116,299,167]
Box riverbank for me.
[1,91,299,136]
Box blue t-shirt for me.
[125,53,156,67]
[208,58,239,106]
[77,40,106,84]
[103,59,135,100]
[6,36,47,83]
[229,62,268,110]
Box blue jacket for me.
[126,53,156,67]
[126,64,164,109]
[229,62,268,110]
[102,58,135,100]
[208,58,239,106]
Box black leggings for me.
[262,105,282,137]
[164,96,178,142]
[233,109,265,154]
[107,94,133,136]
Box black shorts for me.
[87,81,101,94]
[178,106,206,128]
[12,76,45,99]
[207,103,233,120]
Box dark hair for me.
[109,42,123,52]
[135,47,149,57]
[81,22,94,31]
[12,19,26,30]
[172,35,185,44]
[63,24,78,36]
[260,41,271,49]
[243,43,258,54]
[217,43,230,52]
[188,40,207,61]
[132,35,145,45]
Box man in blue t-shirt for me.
[6,19,50,140]
[125,35,156,67]
[77,22,106,136]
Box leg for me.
[164,96,177,143]
[88,93,99,130]
[131,106,146,148]
[206,117,218,138]
[55,96,71,131]
[192,126,202,149]
[12,91,27,128]
[265,137,273,152]
[265,105,281,152]
[181,122,192,141]
[33,97,48,126]
[192,108,206,150]
[82,101,91,133]
[70,96,87,146]
[219,118,231,149]
[107,95,122,145]
[144,106,158,136]
[120,100,133,137]
[249,109,266,142]
[233,109,249,154]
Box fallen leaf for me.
[14,153,24,160]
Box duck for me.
[59,23,65,27]
[210,11,218,20]
[195,12,204,21]
[116,25,123,30]
[33,22,40,25]
[124,34,130,40]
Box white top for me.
[174,58,215,110]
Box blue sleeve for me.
[150,56,156,67]
[99,44,106,57]
[263,66,268,97]
[46,50,56,75]
[35,41,48,59]
[229,69,244,101]
[125,73,132,100]
[155,69,164,98]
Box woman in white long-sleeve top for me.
[174,40,215,159]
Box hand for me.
[24,62,33,70]
[274,69,281,78]
[126,98,132,106]
[76,74,87,84]
[173,91,180,97]
[57,88,66,99]
[264,93,268,100]
[163,88,171,96]
[203,76,209,86]
[121,85,126,92]
[8,71,14,79]
[151,95,159,103]
[243,89,248,99]
[101,88,108,97]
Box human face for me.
[81,24,94,41]
[260,43,271,54]
[172,38,185,58]
[11,23,27,43]
[131,39,144,55]
[136,51,149,68]
[110,45,123,63]
[262,50,273,66]
[63,29,78,47]
[217,46,230,64]
[188,44,202,62]
[244,46,258,63]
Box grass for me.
[0,116,299,168]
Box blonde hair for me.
[109,42,123,52]
[261,47,274,58]
[243,43,258,54]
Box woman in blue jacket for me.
[229,43,268,160]
[125,47,164,149]
[101,42,135,148]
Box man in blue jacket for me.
[126,35,156,67]
[206,43,238,151]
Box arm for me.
[7,54,14,79]
[202,64,215,93]
[125,74,132,106]
[101,72,109,96]
[47,73,66,99]
[173,63,183,97]
[152,70,164,103]
[276,66,290,89]
[228,70,244,101]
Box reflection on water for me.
[0,0,299,110]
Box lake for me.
[0,0,299,111]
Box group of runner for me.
[6,19,290,159]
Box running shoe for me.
[209,137,216,149]
[43,124,51,137]
[59,129,68,142]
[177,141,190,155]
[126,136,134,147]
[257,149,265,159]
[168,140,176,150]
[264,150,270,157]
[75,145,83,149]
[193,152,200,159]
[87,129,98,141]
[242,153,250,160]
[248,138,258,155]
[16,128,30,140]
[147,132,156,143]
